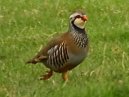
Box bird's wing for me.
[26,33,69,64]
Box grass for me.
[0,0,129,97]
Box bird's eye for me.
[75,15,81,18]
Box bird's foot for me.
[40,70,53,80]
[62,71,68,87]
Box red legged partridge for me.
[26,11,89,81]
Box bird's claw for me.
[39,70,53,80]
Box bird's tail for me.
[26,59,37,64]
[26,55,47,64]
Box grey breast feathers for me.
[46,42,69,70]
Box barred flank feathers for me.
[47,42,69,69]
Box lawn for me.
[0,0,129,97]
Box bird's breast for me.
[67,48,87,65]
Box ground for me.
[0,0,129,97]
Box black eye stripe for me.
[75,15,81,18]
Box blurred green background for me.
[0,0,129,97]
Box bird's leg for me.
[40,70,53,80]
[62,71,68,81]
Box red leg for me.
[62,71,68,81]
[40,70,53,80]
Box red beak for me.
[81,15,88,21]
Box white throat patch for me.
[74,18,86,29]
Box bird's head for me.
[69,11,88,29]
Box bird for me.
[26,10,89,81]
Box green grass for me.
[0,0,129,97]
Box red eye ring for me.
[75,15,88,21]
